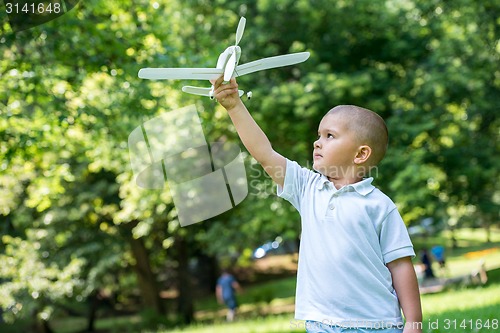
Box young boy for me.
[212,77,422,333]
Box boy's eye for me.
[327,133,334,138]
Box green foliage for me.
[0,234,84,323]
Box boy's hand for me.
[211,76,243,111]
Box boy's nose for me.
[314,139,321,148]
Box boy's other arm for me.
[232,280,242,293]
[215,285,223,304]
[213,77,286,187]
[387,257,423,333]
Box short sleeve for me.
[276,159,313,212]
[379,208,415,264]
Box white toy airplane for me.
[138,17,310,99]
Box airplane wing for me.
[234,52,310,77]
[182,86,244,97]
[138,68,223,80]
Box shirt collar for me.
[316,175,375,196]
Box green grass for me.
[163,283,500,333]
[53,315,143,333]
[167,228,500,333]
[196,275,297,314]
[162,314,303,333]
[412,227,500,277]
[421,283,500,333]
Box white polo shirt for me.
[278,159,415,328]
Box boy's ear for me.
[354,145,372,165]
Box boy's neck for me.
[327,175,364,190]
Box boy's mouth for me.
[313,153,322,159]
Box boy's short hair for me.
[326,105,388,167]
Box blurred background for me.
[0,0,498,332]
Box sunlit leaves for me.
[0,235,85,323]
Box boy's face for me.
[313,113,361,180]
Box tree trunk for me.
[484,220,491,243]
[86,290,99,332]
[129,235,165,314]
[176,237,194,324]
[450,227,458,249]
[194,253,219,293]
[31,308,54,333]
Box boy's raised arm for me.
[213,77,286,187]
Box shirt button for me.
[329,204,335,210]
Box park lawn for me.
[411,228,500,278]
[421,283,500,333]
[24,228,500,333]
[166,228,500,333]
[195,275,297,315]
[164,283,500,333]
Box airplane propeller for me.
[235,17,246,46]
[224,17,246,82]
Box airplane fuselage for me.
[216,46,241,81]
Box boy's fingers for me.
[212,76,237,89]
[212,76,239,105]
[216,89,233,100]
[209,77,218,87]
[215,88,239,105]
[214,79,238,93]
[212,75,225,88]
[215,87,238,101]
